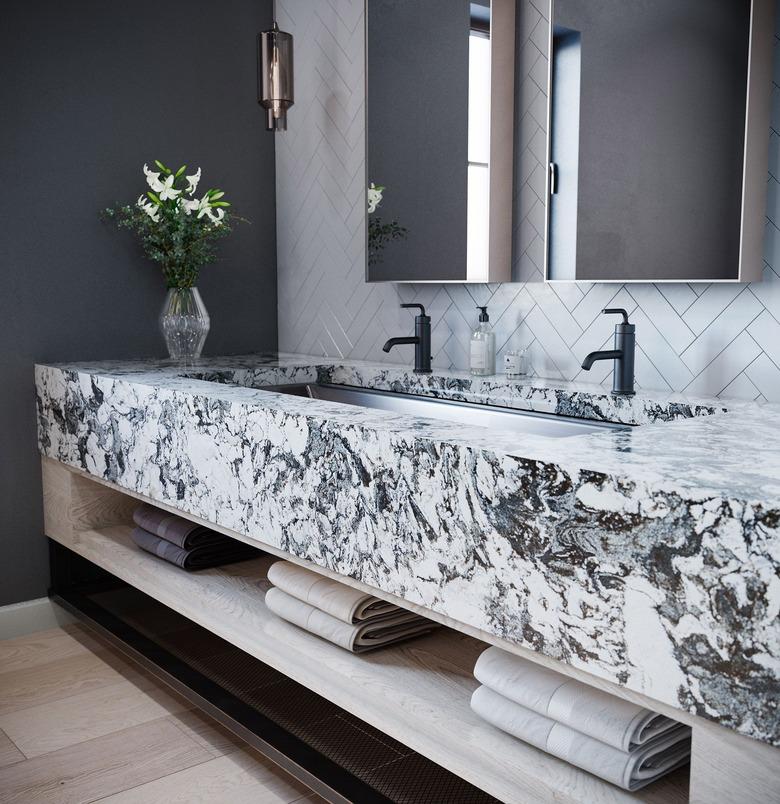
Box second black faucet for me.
[581,308,636,396]
[382,303,432,374]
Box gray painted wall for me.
[0,0,277,606]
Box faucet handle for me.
[602,308,630,325]
[401,303,428,318]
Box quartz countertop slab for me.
[35,353,780,745]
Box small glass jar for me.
[503,349,527,378]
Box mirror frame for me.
[364,0,516,283]
[543,0,775,284]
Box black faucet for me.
[581,308,636,396]
[382,303,432,374]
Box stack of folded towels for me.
[131,504,260,571]
[470,647,691,791]
[265,560,438,653]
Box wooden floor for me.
[0,623,324,804]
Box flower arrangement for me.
[367,182,407,266]
[102,161,239,289]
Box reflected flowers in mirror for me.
[367,182,407,266]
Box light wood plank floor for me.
[0,624,324,804]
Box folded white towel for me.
[267,561,397,624]
[265,587,436,653]
[474,647,680,751]
[471,686,691,791]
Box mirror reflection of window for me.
[467,4,491,281]
[548,27,582,281]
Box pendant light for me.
[258,22,294,131]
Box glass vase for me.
[159,287,210,361]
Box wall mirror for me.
[366,0,773,285]
[546,0,773,283]
[366,0,515,283]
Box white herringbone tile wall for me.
[276,0,780,402]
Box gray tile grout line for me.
[676,286,755,361]
[681,317,764,394]
[746,330,780,374]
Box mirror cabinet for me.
[366,0,515,282]
[365,0,773,284]
[546,0,772,282]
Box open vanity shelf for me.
[42,459,689,804]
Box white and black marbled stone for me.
[35,353,780,745]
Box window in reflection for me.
[467,13,491,281]
[548,27,582,281]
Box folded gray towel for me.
[267,560,398,623]
[264,587,437,652]
[471,685,691,791]
[131,527,259,571]
[474,647,682,751]
[132,504,222,549]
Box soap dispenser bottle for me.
[470,306,495,376]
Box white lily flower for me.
[367,182,384,214]
[185,167,201,196]
[180,197,199,215]
[136,195,160,223]
[194,194,212,218]
[206,207,225,226]
[143,163,164,193]
[158,174,180,201]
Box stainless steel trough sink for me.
[261,383,628,439]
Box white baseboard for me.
[0,597,76,640]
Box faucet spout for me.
[382,336,419,353]
[383,303,433,372]
[581,349,622,371]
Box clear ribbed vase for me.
[159,287,210,361]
